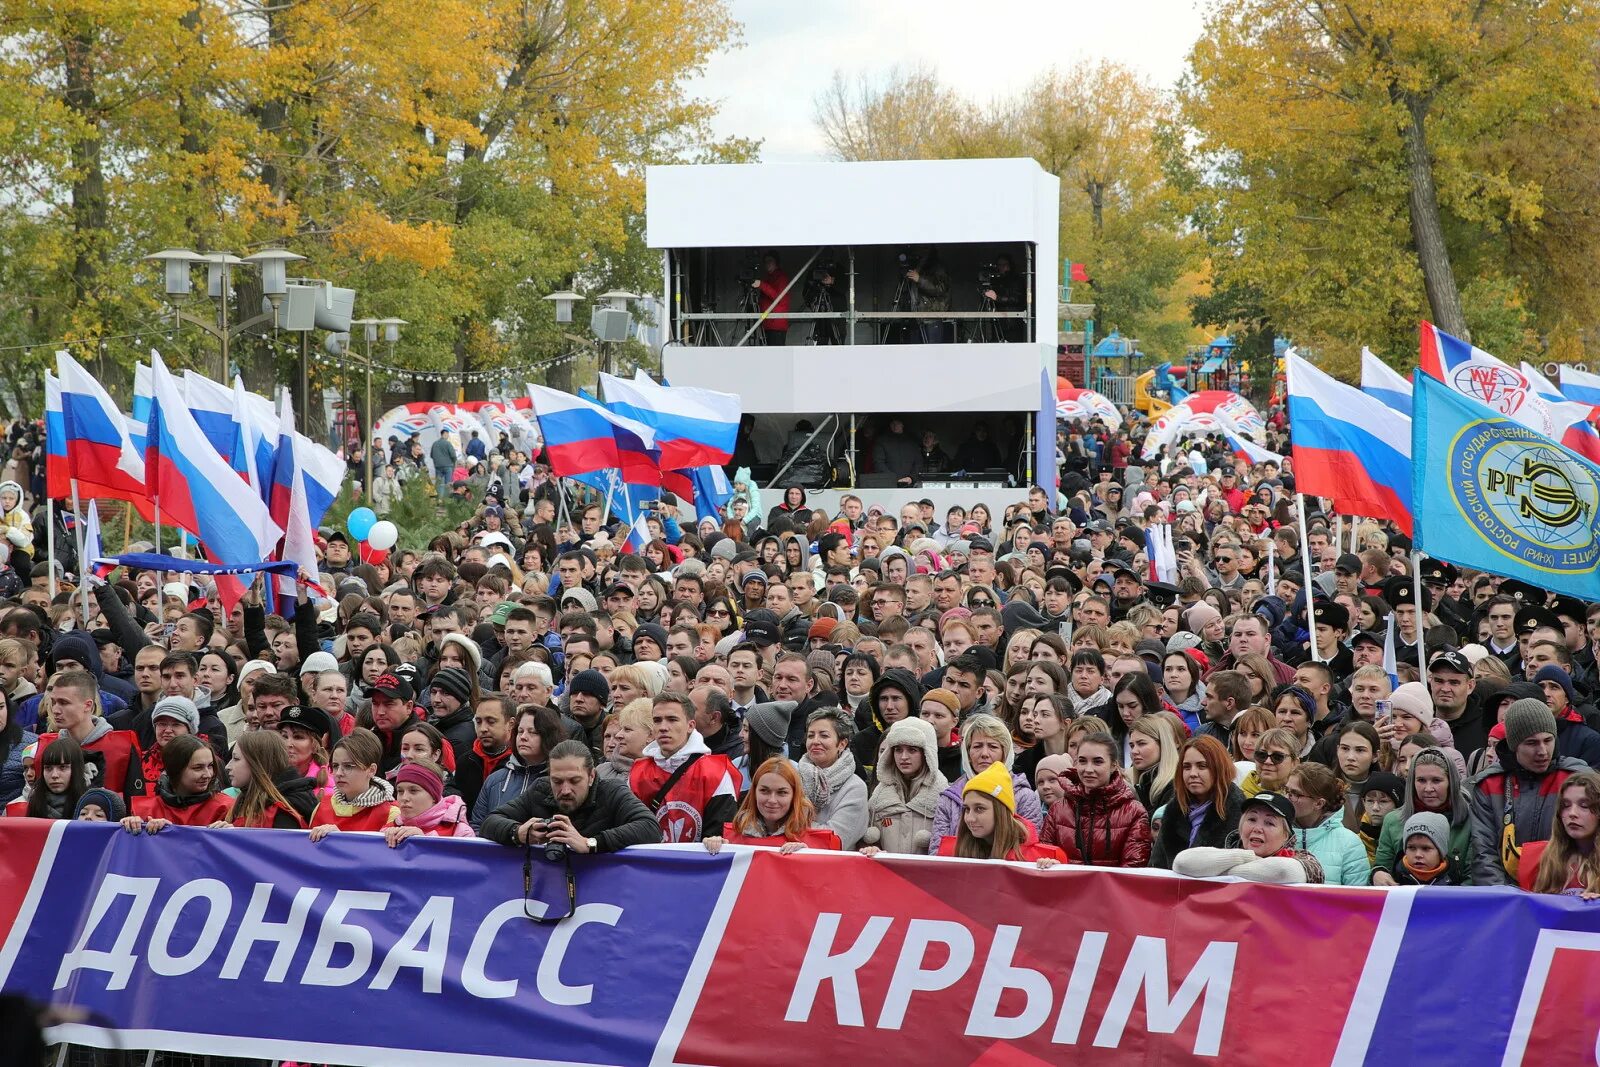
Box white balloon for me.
[367,520,399,551]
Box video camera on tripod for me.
[810,260,839,284]
[976,262,1000,291]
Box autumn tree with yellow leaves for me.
[0,0,750,413]
[1181,0,1600,368]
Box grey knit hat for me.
[1504,698,1559,752]
[1402,811,1451,858]
[745,700,797,749]
[1166,631,1202,655]
[151,695,200,735]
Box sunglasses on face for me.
[1258,751,1292,764]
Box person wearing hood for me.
[16,630,131,733]
[0,479,32,576]
[384,760,473,843]
[1354,771,1404,864]
[1468,699,1589,886]
[1532,665,1600,769]
[472,704,563,829]
[628,692,740,842]
[1041,730,1152,867]
[122,734,233,831]
[35,669,144,803]
[1371,748,1473,883]
[309,728,401,837]
[859,717,948,855]
[929,714,1044,854]
[852,668,920,788]
[225,730,319,829]
[75,786,127,822]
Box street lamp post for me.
[349,317,405,501]
[145,248,306,380]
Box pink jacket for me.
[403,794,474,837]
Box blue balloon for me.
[347,507,377,542]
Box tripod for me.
[806,281,841,345]
[739,282,766,346]
[689,299,726,347]
[968,293,1006,343]
[881,273,916,344]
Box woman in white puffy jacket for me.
[859,717,948,856]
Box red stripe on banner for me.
[671,852,1385,1065]
[0,819,57,938]
[1291,446,1412,535]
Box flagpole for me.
[1334,514,1343,554]
[1412,550,1427,676]
[45,498,56,599]
[68,480,89,627]
[599,468,615,528]
[1297,493,1320,662]
[1267,533,1277,592]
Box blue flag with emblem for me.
[1413,372,1600,598]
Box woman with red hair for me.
[702,758,842,854]
[1152,735,1246,869]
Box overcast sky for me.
[691,0,1208,161]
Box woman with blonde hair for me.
[1128,713,1185,816]
[1229,705,1277,783]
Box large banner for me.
[2,820,1599,1065]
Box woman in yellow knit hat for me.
[939,762,1065,867]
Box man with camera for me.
[749,252,791,346]
[479,739,663,853]
[982,253,1026,341]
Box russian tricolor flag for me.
[145,353,281,565]
[266,391,327,615]
[1360,347,1413,418]
[56,351,154,520]
[44,372,67,501]
[527,383,659,484]
[599,372,739,468]
[1286,350,1414,534]
[1559,364,1600,408]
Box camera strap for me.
[647,754,703,812]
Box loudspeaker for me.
[269,286,318,331]
[591,306,633,343]
[313,285,355,333]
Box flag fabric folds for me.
[527,383,659,483]
[1418,321,1600,464]
[600,372,739,469]
[1412,372,1600,598]
[44,372,68,501]
[1286,351,1414,534]
[1559,364,1600,408]
[55,352,154,519]
[144,353,282,565]
[1360,348,1413,418]
[268,393,329,616]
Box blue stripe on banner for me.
[1287,395,1413,508]
[190,408,236,463]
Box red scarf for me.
[474,739,512,776]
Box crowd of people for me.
[5,403,1600,902]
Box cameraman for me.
[750,251,791,346]
[983,254,1026,341]
[480,739,662,853]
[901,247,951,343]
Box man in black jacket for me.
[480,741,662,854]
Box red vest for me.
[630,752,738,843]
[724,826,841,850]
[39,728,145,800]
[311,794,399,831]
[133,792,235,826]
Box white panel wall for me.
[661,344,1042,413]
[647,159,1055,250]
